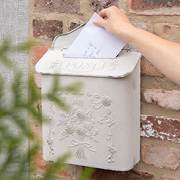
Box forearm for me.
[124,27,180,85]
[93,6,180,85]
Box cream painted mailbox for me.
[35,26,142,171]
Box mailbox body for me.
[35,26,142,171]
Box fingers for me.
[93,19,106,28]
[98,9,108,18]
[98,6,125,19]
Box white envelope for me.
[64,13,126,58]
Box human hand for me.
[93,6,135,43]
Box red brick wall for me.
[29,0,180,179]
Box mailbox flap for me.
[35,49,141,78]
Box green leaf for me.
[63,82,83,93]
[12,40,37,52]
[41,152,72,180]
[78,167,94,180]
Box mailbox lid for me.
[35,49,141,78]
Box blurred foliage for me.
[0,38,93,180]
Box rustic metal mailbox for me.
[35,26,142,171]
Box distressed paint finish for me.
[0,0,29,179]
[143,89,180,111]
[141,115,180,143]
[34,0,80,14]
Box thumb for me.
[93,19,106,28]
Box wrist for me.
[118,25,138,44]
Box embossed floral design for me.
[49,92,116,162]
[47,125,55,156]
[76,110,85,121]
[65,123,75,134]
[47,138,54,155]
[89,94,112,109]
[102,96,112,107]
[58,108,97,159]
[88,93,116,162]
[108,144,116,163]
[68,140,96,159]
[76,125,86,137]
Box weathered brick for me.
[153,23,180,43]
[134,24,163,77]
[33,19,63,40]
[133,24,163,77]
[142,143,180,170]
[34,0,80,14]
[34,151,48,172]
[91,169,154,180]
[140,115,180,143]
[60,170,73,180]
[90,0,119,12]
[60,165,83,180]
[68,20,84,31]
[143,89,180,110]
[32,46,50,66]
[161,177,180,180]
[141,57,164,76]
[128,0,180,15]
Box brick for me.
[90,0,119,12]
[34,151,48,172]
[142,143,180,170]
[60,165,83,180]
[153,23,180,43]
[133,24,164,77]
[128,0,180,15]
[134,24,163,77]
[34,0,80,14]
[91,169,154,180]
[140,115,180,143]
[33,19,63,40]
[141,57,164,76]
[161,177,180,180]
[143,89,180,110]
[68,20,84,31]
[60,170,72,179]
[32,46,50,66]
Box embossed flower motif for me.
[65,124,74,134]
[76,125,86,137]
[101,96,112,107]
[90,128,98,137]
[76,110,85,121]
[87,128,99,142]
[84,121,94,131]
